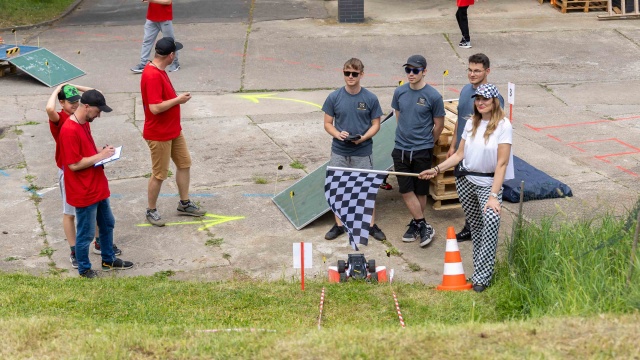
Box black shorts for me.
[391,148,433,195]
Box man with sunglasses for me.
[46,84,122,269]
[59,90,135,278]
[323,58,386,242]
[141,37,206,227]
[447,53,503,242]
[392,55,445,247]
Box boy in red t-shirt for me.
[46,84,122,269]
[131,0,180,73]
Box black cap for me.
[155,37,183,56]
[403,55,427,68]
[81,90,112,112]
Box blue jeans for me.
[140,20,178,64]
[75,198,116,274]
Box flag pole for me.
[327,166,420,178]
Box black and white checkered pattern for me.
[456,176,503,286]
[325,167,387,250]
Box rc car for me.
[328,254,387,283]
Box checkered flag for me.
[325,166,388,250]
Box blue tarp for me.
[503,156,573,203]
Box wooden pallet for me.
[552,0,608,12]
[0,62,17,78]
[431,197,462,211]
[430,181,457,196]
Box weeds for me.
[205,238,224,247]
[290,160,305,170]
[253,175,268,184]
[39,248,55,257]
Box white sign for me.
[292,242,312,269]
[507,82,515,105]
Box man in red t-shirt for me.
[141,37,206,227]
[131,0,180,73]
[456,0,475,48]
[46,84,122,269]
[59,90,134,278]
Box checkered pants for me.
[455,176,502,286]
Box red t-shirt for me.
[147,2,173,22]
[141,64,182,141]
[457,0,474,6]
[49,111,71,169]
[59,119,110,208]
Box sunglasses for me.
[343,71,360,77]
[404,67,424,75]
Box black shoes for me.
[456,226,471,242]
[369,224,386,241]
[473,284,486,293]
[102,258,134,271]
[325,224,346,240]
[80,269,99,278]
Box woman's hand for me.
[484,196,501,215]
[418,168,437,180]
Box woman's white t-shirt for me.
[461,117,514,187]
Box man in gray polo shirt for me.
[323,58,386,242]
[392,55,445,247]
[448,53,504,242]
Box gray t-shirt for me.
[391,83,446,151]
[455,83,505,150]
[323,87,383,157]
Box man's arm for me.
[68,146,116,172]
[354,117,381,145]
[149,92,192,115]
[432,116,445,144]
[45,84,65,123]
[323,113,348,141]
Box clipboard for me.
[94,146,122,167]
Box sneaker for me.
[130,62,146,73]
[102,258,134,271]
[167,61,180,72]
[473,284,487,293]
[177,200,206,216]
[79,269,98,278]
[379,182,393,190]
[92,241,122,256]
[70,253,78,269]
[325,224,345,240]
[456,226,471,242]
[459,41,472,49]
[418,221,435,247]
[370,224,386,241]
[146,208,166,226]
[402,220,418,242]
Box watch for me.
[490,192,499,199]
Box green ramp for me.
[273,114,397,230]
[8,48,85,87]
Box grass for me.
[0,201,638,358]
[289,160,305,170]
[205,238,224,247]
[253,175,268,184]
[0,0,76,27]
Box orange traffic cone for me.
[436,226,472,291]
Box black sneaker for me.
[325,224,345,240]
[93,241,122,256]
[418,221,435,247]
[456,226,471,242]
[402,220,418,242]
[370,224,386,241]
[80,269,98,278]
[102,258,134,271]
[473,284,486,293]
[70,253,78,269]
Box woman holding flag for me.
[418,83,513,292]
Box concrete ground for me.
[0,0,638,283]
